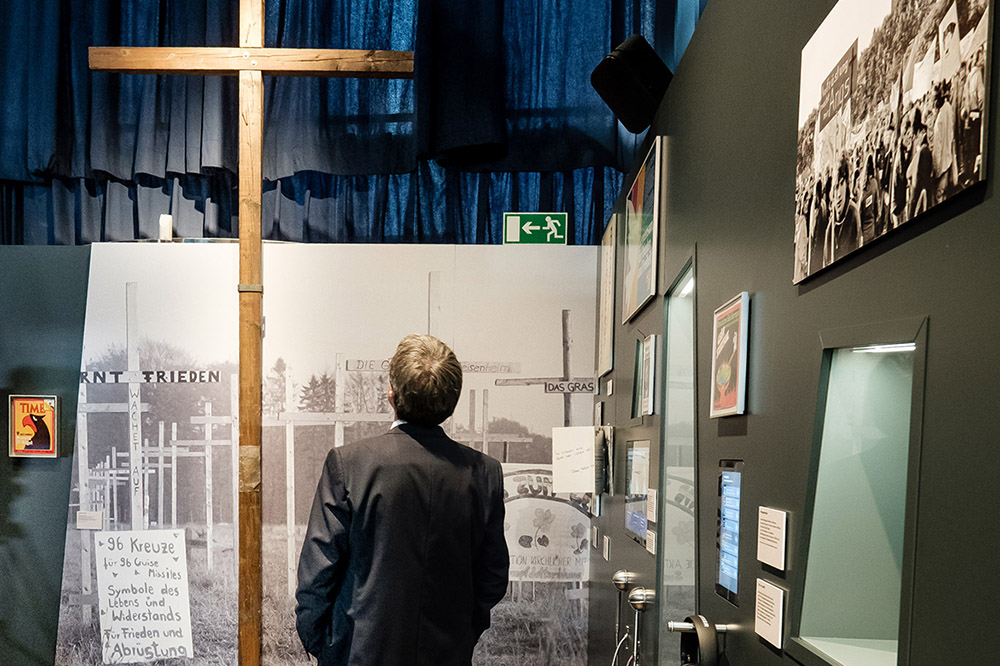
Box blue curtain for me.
[0,0,707,246]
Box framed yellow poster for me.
[9,394,59,457]
[710,293,749,418]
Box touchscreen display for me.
[624,440,651,545]
[717,465,742,603]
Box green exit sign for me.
[503,212,568,245]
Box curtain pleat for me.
[1,0,705,246]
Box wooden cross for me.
[89,2,413,663]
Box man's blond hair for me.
[389,335,463,425]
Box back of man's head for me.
[389,334,463,426]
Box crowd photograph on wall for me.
[794,0,990,283]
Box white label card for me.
[94,529,194,663]
[552,426,597,494]
[755,578,785,648]
[645,529,656,555]
[646,488,658,523]
[76,510,104,530]
[757,506,788,570]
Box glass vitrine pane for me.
[657,268,696,664]
[799,345,915,666]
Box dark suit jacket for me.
[295,423,509,665]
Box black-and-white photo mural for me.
[795,0,991,283]
[55,242,596,666]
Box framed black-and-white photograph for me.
[794,0,992,283]
[710,293,749,418]
[622,137,661,322]
[598,215,617,376]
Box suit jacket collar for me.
[396,421,447,439]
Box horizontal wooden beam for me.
[89,47,414,79]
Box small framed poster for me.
[9,394,59,457]
[622,137,661,323]
[710,293,749,418]
[640,334,657,416]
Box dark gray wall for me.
[0,246,90,665]
[591,0,1000,664]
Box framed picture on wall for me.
[710,293,749,418]
[640,334,657,416]
[793,0,992,283]
[8,394,59,457]
[624,439,651,546]
[622,137,661,322]
[598,215,617,376]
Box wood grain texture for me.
[238,488,262,666]
[237,67,264,666]
[89,1,413,661]
[89,47,414,78]
[240,0,264,49]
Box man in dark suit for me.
[295,334,510,665]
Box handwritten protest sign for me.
[94,529,193,663]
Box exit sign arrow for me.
[503,212,568,244]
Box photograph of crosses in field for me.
[258,244,597,666]
[56,244,240,666]
[55,242,597,666]
[794,0,991,283]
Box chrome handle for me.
[667,621,733,634]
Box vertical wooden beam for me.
[126,283,145,529]
[562,309,571,427]
[143,438,151,530]
[171,422,178,528]
[468,389,476,444]
[335,355,345,449]
[111,447,119,526]
[285,365,297,597]
[78,383,92,621]
[102,458,111,528]
[204,403,215,573]
[237,2,265,662]
[230,374,240,577]
[158,421,165,526]
[427,271,441,337]
[482,390,489,454]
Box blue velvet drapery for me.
[0,0,707,245]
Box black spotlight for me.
[590,34,672,134]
